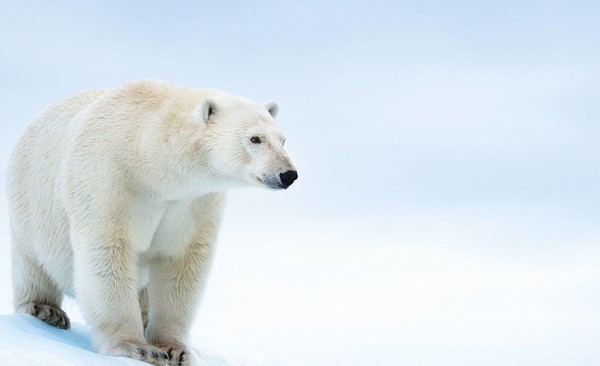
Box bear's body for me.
[7,80,297,365]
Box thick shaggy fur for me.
[7,80,296,365]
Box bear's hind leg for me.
[12,247,70,329]
[139,287,149,332]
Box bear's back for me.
[8,89,106,216]
[8,89,108,193]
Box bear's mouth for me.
[256,176,284,190]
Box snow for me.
[0,314,278,366]
[1,212,600,366]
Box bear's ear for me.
[264,101,279,118]
[199,98,217,123]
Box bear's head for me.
[192,95,298,191]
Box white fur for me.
[7,80,296,365]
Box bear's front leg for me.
[145,240,215,366]
[72,234,170,366]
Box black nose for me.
[279,170,298,189]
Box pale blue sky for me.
[1,1,598,216]
[1,1,599,366]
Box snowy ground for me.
[2,204,599,366]
[0,314,276,366]
[0,314,144,366]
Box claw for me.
[17,302,71,330]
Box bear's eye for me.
[250,136,262,144]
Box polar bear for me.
[7,80,297,365]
